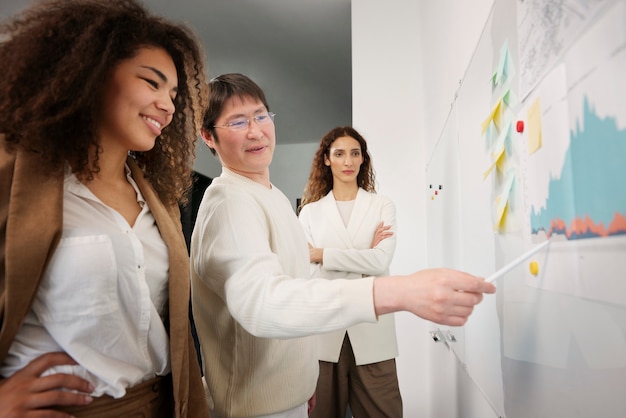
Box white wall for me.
[352,1,494,417]
[194,1,500,415]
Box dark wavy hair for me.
[300,126,376,210]
[0,0,208,205]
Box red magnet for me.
[516,120,524,133]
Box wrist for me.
[315,248,324,264]
[373,276,403,316]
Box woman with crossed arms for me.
[298,126,402,418]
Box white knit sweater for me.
[190,168,376,418]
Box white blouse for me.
[0,166,170,398]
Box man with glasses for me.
[190,73,495,418]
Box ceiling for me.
[1,0,352,145]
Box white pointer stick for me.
[486,240,551,283]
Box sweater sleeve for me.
[192,183,377,339]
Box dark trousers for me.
[55,374,173,418]
[311,334,403,418]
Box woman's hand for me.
[0,352,94,418]
[308,243,324,264]
[370,221,393,248]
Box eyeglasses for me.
[212,112,276,131]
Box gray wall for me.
[194,139,319,213]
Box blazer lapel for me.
[128,160,190,415]
[0,141,63,361]
[345,188,372,240]
[321,192,354,249]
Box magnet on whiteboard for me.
[529,260,539,276]
[516,120,524,133]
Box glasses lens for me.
[228,119,249,130]
[255,112,275,125]
[218,113,275,130]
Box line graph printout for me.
[517,0,609,98]
[524,1,626,307]
[436,1,626,416]
[501,8,626,415]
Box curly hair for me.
[0,0,208,205]
[300,126,376,211]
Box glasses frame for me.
[211,112,276,131]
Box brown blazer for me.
[0,136,209,417]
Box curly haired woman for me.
[298,126,402,418]
[0,1,209,416]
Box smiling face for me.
[201,95,276,186]
[98,46,178,155]
[324,135,364,187]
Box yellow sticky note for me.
[493,195,508,231]
[492,100,503,131]
[493,173,515,231]
[495,147,507,172]
[527,97,543,155]
[496,202,509,232]
[483,146,505,180]
[481,98,502,134]
[483,159,497,180]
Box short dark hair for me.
[202,73,270,155]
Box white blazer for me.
[298,188,399,365]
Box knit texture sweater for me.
[190,168,376,417]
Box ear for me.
[200,130,215,150]
[323,155,330,166]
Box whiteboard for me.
[425,0,626,416]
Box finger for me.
[27,412,74,418]
[14,410,75,418]
[441,315,470,327]
[452,289,484,308]
[447,272,496,294]
[18,353,77,378]
[33,373,94,395]
[464,279,496,294]
[439,302,476,326]
[25,389,93,410]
